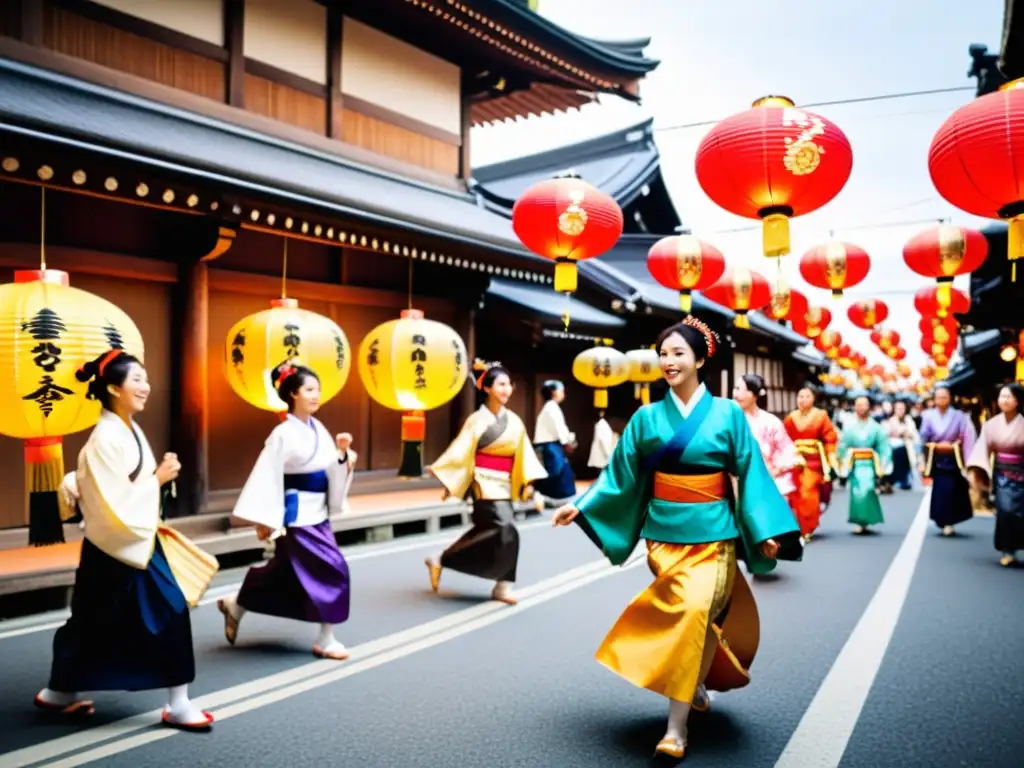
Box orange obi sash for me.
[851,449,875,461]
[929,441,958,455]
[652,471,728,504]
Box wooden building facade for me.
[0,0,663,535]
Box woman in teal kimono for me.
[837,393,893,534]
[552,316,802,760]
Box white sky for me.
[470,0,1005,376]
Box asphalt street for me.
[1,488,1022,768]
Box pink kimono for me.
[744,407,800,498]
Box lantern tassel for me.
[679,291,692,314]
[640,384,651,405]
[633,383,641,400]
[593,389,609,410]
[762,213,790,258]
[25,437,66,546]
[554,258,578,294]
[1009,216,1024,282]
[734,312,751,329]
[1017,357,1024,384]
[398,410,426,478]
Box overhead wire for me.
[653,85,977,134]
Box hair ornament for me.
[472,358,502,390]
[681,315,720,358]
[97,349,123,378]
[278,362,298,383]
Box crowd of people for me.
[28,316,1023,762]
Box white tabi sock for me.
[38,688,77,706]
[316,623,339,649]
[665,699,691,742]
[223,594,246,621]
[165,685,205,723]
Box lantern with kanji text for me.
[572,342,629,410]
[646,235,726,313]
[799,241,871,298]
[767,279,809,324]
[225,298,351,414]
[702,267,772,328]
[512,175,623,300]
[357,309,468,477]
[0,270,145,545]
[626,347,660,404]
[928,80,1024,278]
[847,299,888,329]
[695,96,853,259]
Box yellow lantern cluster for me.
[626,347,660,404]
[573,342,629,409]
[0,269,144,545]
[357,308,468,477]
[224,298,351,413]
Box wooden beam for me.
[16,0,44,46]
[326,2,344,139]
[459,70,472,179]
[225,0,245,107]
[167,222,236,519]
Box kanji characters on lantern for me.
[224,298,351,414]
[695,96,853,259]
[903,225,988,306]
[572,343,629,409]
[626,348,660,404]
[357,309,468,478]
[0,270,144,545]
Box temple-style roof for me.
[472,118,669,226]
[337,0,659,125]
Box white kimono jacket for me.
[60,411,162,570]
[588,417,619,469]
[232,414,356,537]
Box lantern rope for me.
[408,257,413,310]
[280,237,288,299]
[39,186,46,271]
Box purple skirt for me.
[238,520,350,624]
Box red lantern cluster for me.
[646,235,726,314]
[512,176,623,296]
[703,267,771,328]
[695,96,853,259]
[903,225,987,310]
[929,79,1024,278]
[913,285,970,319]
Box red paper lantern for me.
[887,346,907,361]
[799,241,871,298]
[767,279,809,322]
[847,299,889,329]
[912,284,971,319]
[897,362,912,378]
[874,329,900,350]
[512,175,623,295]
[794,305,832,338]
[919,316,959,346]
[695,96,853,259]
[929,79,1024,278]
[814,329,842,358]
[703,266,771,328]
[646,235,726,313]
[903,225,988,310]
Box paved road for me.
[1,489,1022,767]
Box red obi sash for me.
[475,453,513,473]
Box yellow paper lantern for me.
[626,348,660,404]
[0,269,144,545]
[357,308,468,477]
[224,298,351,413]
[573,343,629,409]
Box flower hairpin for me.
[682,316,720,358]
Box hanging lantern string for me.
[39,186,46,271]
[280,237,288,299]
[407,256,413,310]
[562,292,571,331]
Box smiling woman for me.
[552,315,802,759]
[35,349,214,731]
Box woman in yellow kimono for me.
[425,361,547,604]
[552,317,801,759]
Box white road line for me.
[4,551,640,768]
[0,518,552,641]
[774,491,931,768]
